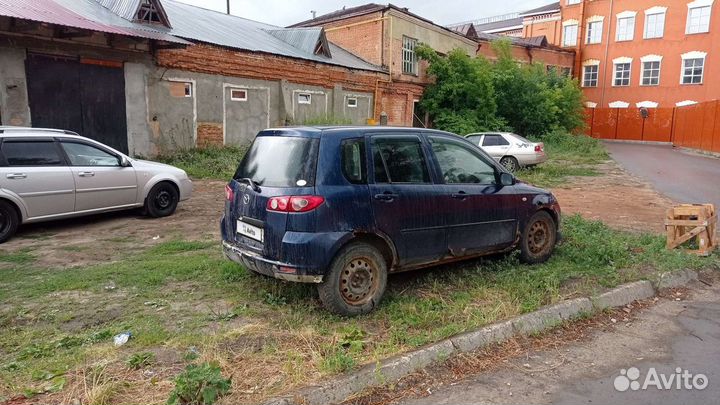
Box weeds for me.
[155,146,247,180]
[127,352,155,370]
[167,362,231,405]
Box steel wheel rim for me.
[528,218,552,255]
[340,257,379,305]
[155,190,172,209]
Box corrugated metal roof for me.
[95,0,140,20]
[0,0,188,44]
[265,28,325,56]
[519,2,560,17]
[159,0,383,72]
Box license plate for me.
[236,220,263,242]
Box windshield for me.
[234,136,319,187]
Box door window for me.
[61,142,120,166]
[1,141,63,166]
[372,137,430,184]
[341,138,366,184]
[465,135,482,145]
[430,137,497,185]
[482,134,509,147]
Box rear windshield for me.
[233,136,319,187]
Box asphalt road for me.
[603,142,720,209]
[397,282,720,405]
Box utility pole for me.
[311,10,317,19]
[226,0,230,15]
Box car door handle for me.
[451,191,468,200]
[374,193,398,202]
[6,173,26,179]
[78,171,95,177]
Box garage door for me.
[25,53,128,153]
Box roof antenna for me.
[226,0,230,14]
[311,10,317,18]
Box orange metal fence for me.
[583,100,720,153]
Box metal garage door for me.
[25,53,128,153]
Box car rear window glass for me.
[233,136,319,187]
[341,138,366,184]
[512,134,533,144]
[466,135,482,145]
[372,137,430,184]
[2,141,63,166]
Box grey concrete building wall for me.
[0,47,31,127]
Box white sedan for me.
[466,132,547,172]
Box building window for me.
[563,24,578,46]
[298,93,312,104]
[609,101,630,108]
[169,81,192,98]
[561,67,572,77]
[641,61,661,85]
[347,97,358,108]
[613,62,631,86]
[586,21,603,44]
[402,36,418,75]
[644,9,666,38]
[583,65,599,87]
[616,15,636,41]
[687,4,712,34]
[230,88,247,101]
[567,0,581,4]
[681,57,705,84]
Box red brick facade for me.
[197,122,223,147]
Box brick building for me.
[294,4,575,125]
[557,0,719,108]
[0,0,387,155]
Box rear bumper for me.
[222,241,324,283]
[518,153,547,166]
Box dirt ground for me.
[1,161,674,268]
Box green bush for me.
[167,363,231,405]
[417,39,585,137]
[154,146,247,180]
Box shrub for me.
[167,363,231,405]
[127,352,155,370]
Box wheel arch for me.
[0,193,27,222]
[334,231,398,271]
[143,178,180,202]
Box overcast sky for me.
[176,0,553,27]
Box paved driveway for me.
[603,142,720,209]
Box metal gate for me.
[25,54,128,153]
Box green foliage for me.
[154,146,247,180]
[127,352,155,370]
[167,363,231,405]
[417,39,585,137]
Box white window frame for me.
[609,101,630,108]
[686,0,714,34]
[582,60,600,87]
[298,93,312,104]
[229,88,248,101]
[562,20,579,46]
[636,101,659,108]
[586,17,604,44]
[616,11,637,41]
[644,7,667,39]
[680,51,707,84]
[402,36,418,75]
[612,57,632,87]
[347,97,358,108]
[567,0,581,5]
[676,100,698,107]
[639,55,662,86]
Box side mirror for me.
[499,172,515,186]
[120,156,132,167]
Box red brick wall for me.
[197,122,223,147]
[476,40,575,71]
[322,11,385,66]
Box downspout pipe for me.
[600,0,615,107]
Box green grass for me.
[0,219,717,403]
[515,131,609,187]
[154,145,248,180]
[0,248,36,265]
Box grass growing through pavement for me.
[154,145,247,180]
[515,131,609,187]
[0,217,717,404]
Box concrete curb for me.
[264,271,699,405]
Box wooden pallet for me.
[665,204,717,256]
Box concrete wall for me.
[0,47,31,126]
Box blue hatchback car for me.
[221,127,561,316]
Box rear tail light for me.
[267,196,325,212]
[534,143,544,153]
[225,184,234,201]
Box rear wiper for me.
[237,177,260,192]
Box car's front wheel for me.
[145,182,179,218]
[519,211,557,264]
[317,242,388,316]
[0,200,19,244]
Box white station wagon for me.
[0,127,192,243]
[466,132,547,172]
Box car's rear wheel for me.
[0,200,19,244]
[317,242,388,316]
[145,182,179,218]
[500,156,520,172]
[519,211,557,264]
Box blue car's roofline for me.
[257,126,459,139]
